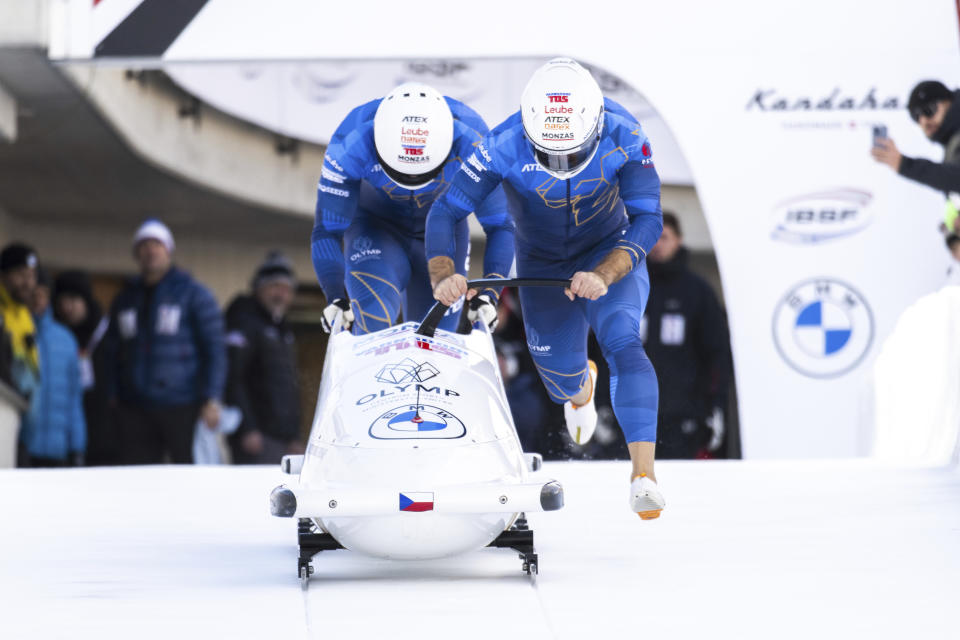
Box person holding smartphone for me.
[871,80,960,232]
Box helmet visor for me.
[532,138,599,176]
[528,115,601,177]
[376,150,448,189]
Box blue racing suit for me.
[312,97,515,333]
[426,98,662,443]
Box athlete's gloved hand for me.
[321,298,354,333]
[705,407,725,452]
[433,274,470,306]
[565,271,609,301]
[468,294,498,331]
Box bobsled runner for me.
[270,279,569,586]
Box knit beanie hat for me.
[252,250,295,290]
[0,243,38,272]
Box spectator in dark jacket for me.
[52,270,115,465]
[102,219,226,464]
[644,213,731,459]
[225,251,302,464]
[872,81,960,232]
[20,269,86,467]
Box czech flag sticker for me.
[399,492,434,512]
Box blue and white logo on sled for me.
[369,404,467,440]
[773,278,874,378]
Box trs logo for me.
[546,93,570,103]
[403,145,424,156]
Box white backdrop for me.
[48,0,960,458]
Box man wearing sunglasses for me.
[426,58,666,520]
[872,80,960,232]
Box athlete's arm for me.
[311,171,359,302]
[471,184,515,301]
[426,139,505,303]
[615,138,663,271]
[568,134,663,301]
[311,115,368,302]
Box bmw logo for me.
[772,278,874,378]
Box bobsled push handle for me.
[417,278,573,338]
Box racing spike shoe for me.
[564,360,598,445]
[630,473,665,520]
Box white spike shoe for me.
[630,474,665,520]
[563,360,598,445]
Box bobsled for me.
[270,279,569,585]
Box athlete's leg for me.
[517,284,591,405]
[343,219,411,335]
[584,265,660,481]
[406,219,470,330]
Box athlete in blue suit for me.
[312,83,514,334]
[426,59,666,518]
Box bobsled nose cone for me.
[270,486,298,517]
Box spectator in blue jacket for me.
[102,219,226,464]
[20,268,86,467]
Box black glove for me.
[321,298,354,333]
[468,294,499,331]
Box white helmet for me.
[520,58,604,179]
[374,82,454,189]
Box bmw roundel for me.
[772,278,874,378]
[369,404,466,440]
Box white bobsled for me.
[270,280,567,582]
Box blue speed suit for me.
[426,98,662,443]
[312,97,514,334]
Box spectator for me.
[102,219,226,464]
[946,234,960,284]
[0,243,40,399]
[871,80,960,232]
[644,213,731,459]
[19,269,85,468]
[52,270,116,466]
[225,251,303,464]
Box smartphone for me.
[872,124,888,147]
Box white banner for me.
[162,60,695,185]
[47,0,960,457]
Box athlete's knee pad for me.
[606,342,659,443]
[597,311,644,354]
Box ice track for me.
[1,460,958,639]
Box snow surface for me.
[1,460,958,639]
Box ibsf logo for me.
[770,189,873,244]
[546,93,570,103]
[772,278,874,378]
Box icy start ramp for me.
[0,461,958,639]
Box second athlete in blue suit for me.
[426,59,666,518]
[312,83,514,334]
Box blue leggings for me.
[518,253,658,443]
[343,216,469,334]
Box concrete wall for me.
[61,65,324,218]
